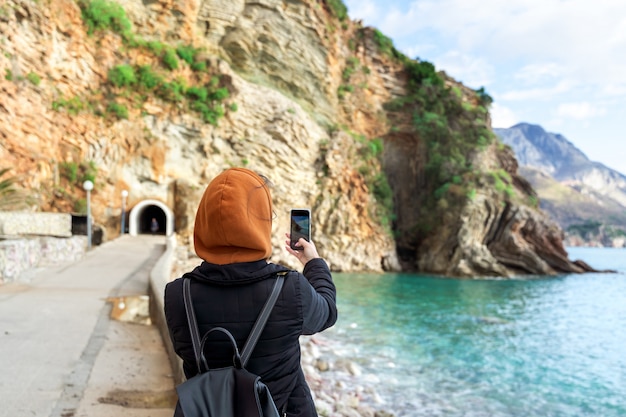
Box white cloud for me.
[344,0,626,174]
[345,0,380,23]
[557,102,607,121]
[514,63,564,84]
[490,103,519,129]
[600,82,626,98]
[351,0,626,90]
[432,51,494,88]
[500,80,575,101]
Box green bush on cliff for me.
[353,134,395,230]
[107,102,128,119]
[210,85,230,101]
[372,29,405,60]
[27,72,41,86]
[337,84,354,99]
[0,168,19,210]
[606,227,626,238]
[0,168,31,210]
[82,161,98,184]
[490,170,515,198]
[60,162,79,183]
[137,65,162,90]
[157,79,186,102]
[108,64,136,88]
[59,160,98,186]
[186,86,208,102]
[325,0,348,21]
[78,0,240,128]
[475,86,493,107]
[79,0,132,39]
[567,221,602,238]
[144,41,165,56]
[74,198,88,215]
[52,95,90,115]
[374,24,498,238]
[401,62,494,197]
[175,44,206,71]
[162,48,179,71]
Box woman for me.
[164,167,337,416]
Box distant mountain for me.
[494,123,626,246]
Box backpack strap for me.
[182,271,287,373]
[241,271,286,367]
[183,277,207,373]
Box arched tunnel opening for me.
[139,205,167,235]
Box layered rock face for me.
[0,0,592,276]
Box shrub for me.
[162,48,179,70]
[210,87,229,101]
[434,183,450,200]
[158,80,185,102]
[79,0,132,38]
[74,198,88,214]
[176,44,197,65]
[191,61,206,72]
[0,168,20,209]
[52,96,88,115]
[373,29,395,57]
[27,72,41,85]
[60,161,79,183]
[108,64,136,87]
[405,59,441,88]
[567,221,602,238]
[382,45,504,238]
[326,0,348,21]
[192,102,223,125]
[359,137,383,159]
[107,102,128,119]
[475,86,493,107]
[146,40,165,56]
[82,161,98,184]
[186,86,208,102]
[337,84,353,99]
[137,65,162,90]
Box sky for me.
[344,0,626,175]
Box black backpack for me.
[175,273,286,417]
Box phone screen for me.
[290,209,310,250]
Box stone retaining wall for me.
[0,236,86,283]
[0,212,86,284]
[148,235,185,384]
[0,212,72,237]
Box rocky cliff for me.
[495,124,626,207]
[495,123,626,247]
[0,0,595,276]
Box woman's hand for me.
[285,233,320,266]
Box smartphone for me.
[290,208,311,250]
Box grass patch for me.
[74,0,234,127]
[79,0,132,39]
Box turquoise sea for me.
[326,247,626,416]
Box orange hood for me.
[194,168,273,264]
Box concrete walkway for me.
[0,235,176,417]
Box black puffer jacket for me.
[164,257,337,416]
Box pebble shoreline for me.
[171,245,395,417]
[300,335,395,417]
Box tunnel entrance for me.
[128,199,174,236]
[140,205,166,235]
